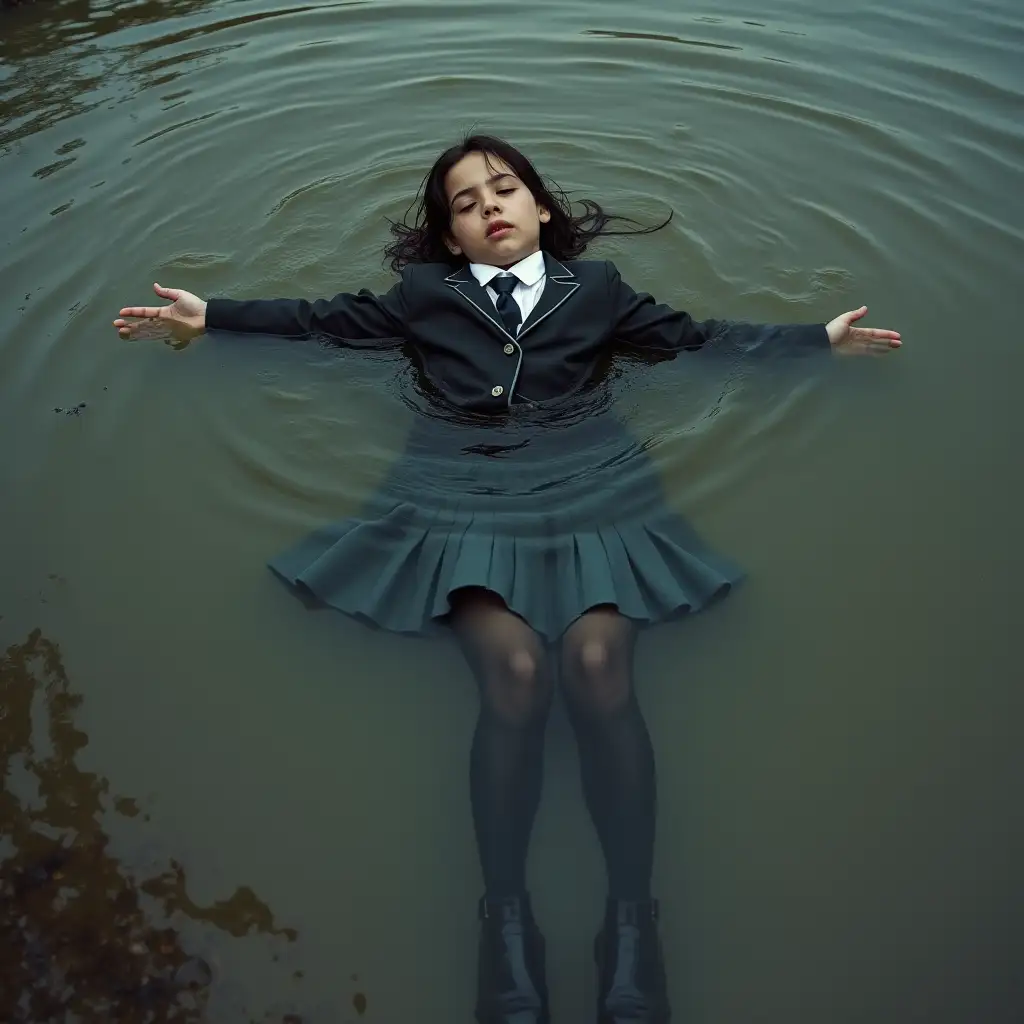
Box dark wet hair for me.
[383,133,671,271]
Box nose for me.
[483,193,502,216]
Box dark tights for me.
[453,589,656,902]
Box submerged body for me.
[113,135,900,1024]
[205,251,829,639]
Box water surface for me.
[1,0,1022,1019]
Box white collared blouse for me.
[469,249,547,332]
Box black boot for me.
[594,898,670,1023]
[476,893,550,1024]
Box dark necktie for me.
[490,273,522,336]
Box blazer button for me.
[503,342,515,355]
[491,385,504,397]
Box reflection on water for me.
[0,0,226,155]
[1,0,215,58]
[0,628,325,1023]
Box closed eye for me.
[456,186,517,214]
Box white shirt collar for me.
[469,249,546,289]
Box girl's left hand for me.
[826,306,902,354]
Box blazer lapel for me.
[444,254,581,343]
[443,265,514,341]
[517,254,580,340]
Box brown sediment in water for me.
[0,627,308,1023]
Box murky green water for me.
[2,0,1022,1020]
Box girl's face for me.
[443,151,551,267]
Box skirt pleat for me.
[269,403,743,641]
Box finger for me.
[114,318,169,340]
[861,338,899,353]
[837,336,897,356]
[153,281,182,300]
[853,327,901,342]
[115,320,144,339]
[118,306,167,318]
[843,305,868,325]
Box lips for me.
[486,221,514,238]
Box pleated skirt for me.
[269,398,743,642]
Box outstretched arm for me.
[606,261,721,353]
[607,261,900,357]
[114,274,410,347]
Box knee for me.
[562,638,630,717]
[485,645,552,726]
[579,639,611,677]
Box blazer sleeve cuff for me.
[205,297,280,334]
[716,321,832,357]
[790,323,832,352]
[205,298,230,331]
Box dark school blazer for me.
[205,252,830,413]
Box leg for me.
[559,607,654,901]
[453,587,554,899]
[452,587,553,1024]
[559,606,668,1023]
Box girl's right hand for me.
[113,283,207,343]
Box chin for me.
[490,241,537,260]
[464,238,538,265]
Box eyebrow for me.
[449,172,518,208]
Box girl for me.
[114,134,900,1024]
